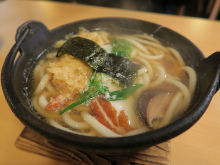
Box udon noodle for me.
[32,28,197,137]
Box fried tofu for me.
[47,54,92,96]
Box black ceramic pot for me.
[1,18,220,154]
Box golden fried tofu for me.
[47,54,92,96]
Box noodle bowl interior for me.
[32,28,197,137]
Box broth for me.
[32,28,196,137]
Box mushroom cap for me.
[136,89,174,129]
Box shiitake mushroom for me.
[136,89,174,129]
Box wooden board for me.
[15,127,170,165]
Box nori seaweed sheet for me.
[57,37,140,85]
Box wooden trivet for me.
[15,127,170,165]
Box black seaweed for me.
[57,37,140,85]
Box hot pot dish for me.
[1,18,219,154]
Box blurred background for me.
[0,0,219,20]
[9,0,218,20]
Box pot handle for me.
[1,25,30,97]
[199,52,220,93]
[15,20,48,43]
[3,28,30,73]
[2,21,48,72]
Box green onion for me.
[107,84,143,101]
[59,71,109,115]
[59,71,143,115]
[111,38,132,58]
[59,96,92,115]
[88,70,96,88]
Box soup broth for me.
[32,28,196,137]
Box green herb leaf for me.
[88,70,96,88]
[107,84,143,101]
[59,96,92,115]
[59,71,109,115]
[59,70,142,114]
[111,38,132,58]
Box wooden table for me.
[0,1,219,165]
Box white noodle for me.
[32,96,44,115]
[143,73,150,86]
[138,67,147,75]
[50,120,76,133]
[167,47,185,66]
[137,69,150,85]
[100,32,109,44]
[97,36,104,45]
[182,66,197,94]
[125,127,149,136]
[137,50,164,60]
[62,112,89,129]
[45,82,57,95]
[49,120,94,136]
[123,37,150,54]
[34,74,49,94]
[102,44,112,53]
[161,92,183,127]
[38,94,48,108]
[34,64,44,80]
[81,111,121,137]
[124,98,143,128]
[137,76,144,84]
[130,36,165,50]
[130,49,136,58]
[166,74,180,81]
[133,55,154,78]
[134,34,160,43]
[166,78,191,110]
[149,65,166,87]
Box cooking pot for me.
[1,18,220,154]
